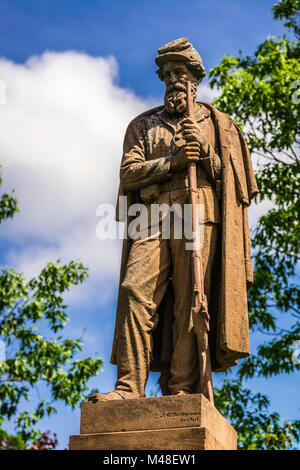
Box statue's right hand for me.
[170,142,201,172]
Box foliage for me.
[215,381,300,450]
[272,0,300,37]
[27,431,58,450]
[0,429,58,450]
[0,427,25,450]
[0,167,19,223]
[0,175,103,448]
[209,0,300,449]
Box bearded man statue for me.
[89,38,258,403]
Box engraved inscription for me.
[155,410,201,421]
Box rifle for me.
[186,81,214,404]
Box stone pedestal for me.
[69,393,236,450]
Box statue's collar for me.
[159,102,211,130]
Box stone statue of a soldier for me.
[89,38,258,402]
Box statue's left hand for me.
[181,118,209,158]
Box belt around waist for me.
[159,177,213,192]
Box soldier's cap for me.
[155,37,206,82]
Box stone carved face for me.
[162,61,198,115]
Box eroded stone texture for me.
[70,394,237,450]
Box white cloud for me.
[0,51,154,306]
[197,81,220,103]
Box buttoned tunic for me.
[120,103,221,224]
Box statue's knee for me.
[119,280,152,313]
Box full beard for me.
[164,82,198,115]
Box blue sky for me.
[0,0,286,97]
[0,0,298,450]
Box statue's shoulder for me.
[200,101,248,142]
[126,106,164,130]
[199,101,234,129]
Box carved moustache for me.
[165,82,187,94]
[164,83,188,114]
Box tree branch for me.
[257,327,290,337]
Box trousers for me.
[115,188,219,396]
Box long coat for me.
[110,102,258,392]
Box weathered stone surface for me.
[70,427,224,450]
[69,393,236,450]
[100,37,257,404]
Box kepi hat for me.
[155,37,206,81]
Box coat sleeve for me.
[120,120,172,190]
[199,145,221,184]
